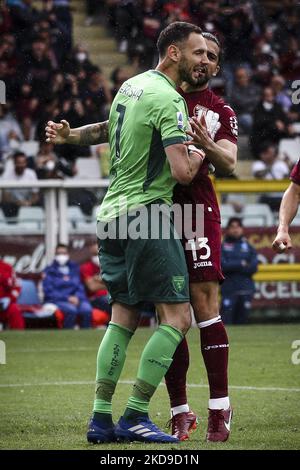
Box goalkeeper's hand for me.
[45,120,70,144]
[185,115,213,151]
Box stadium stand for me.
[75,157,101,179]
[242,203,274,227]
[220,204,236,228]
[0,1,299,184]
[221,202,275,228]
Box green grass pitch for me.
[0,325,300,450]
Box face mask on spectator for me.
[262,101,273,111]
[76,52,87,62]
[46,160,55,171]
[55,254,69,266]
[92,255,99,266]
[10,138,19,150]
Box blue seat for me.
[18,279,40,305]
[18,280,57,324]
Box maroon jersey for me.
[173,87,238,223]
[290,158,300,186]
[173,88,238,283]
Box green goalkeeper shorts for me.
[97,201,189,305]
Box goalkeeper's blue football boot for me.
[87,416,116,443]
[115,416,179,443]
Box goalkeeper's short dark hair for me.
[157,22,203,58]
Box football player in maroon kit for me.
[272,158,300,252]
[165,32,238,442]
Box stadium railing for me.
[0,179,109,263]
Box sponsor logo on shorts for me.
[172,276,185,292]
[193,261,213,269]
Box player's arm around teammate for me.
[45,121,203,183]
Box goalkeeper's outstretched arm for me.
[45,120,109,145]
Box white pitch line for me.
[0,380,299,393]
[11,347,95,353]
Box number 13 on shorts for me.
[186,237,211,261]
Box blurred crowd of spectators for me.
[0,0,115,216]
[0,0,112,170]
[103,0,300,151]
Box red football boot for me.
[206,407,233,442]
[169,411,198,441]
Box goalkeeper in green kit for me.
[45,21,208,444]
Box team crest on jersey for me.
[172,275,185,292]
[177,111,184,129]
[193,105,221,139]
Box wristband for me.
[188,144,205,161]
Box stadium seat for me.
[220,203,274,227]
[0,219,42,234]
[19,207,44,227]
[75,221,96,234]
[220,204,236,227]
[278,138,300,163]
[67,205,85,230]
[242,204,274,227]
[0,206,44,234]
[75,157,101,179]
[18,279,59,328]
[18,279,40,305]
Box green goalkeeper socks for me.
[93,322,134,415]
[124,324,183,418]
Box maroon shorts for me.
[182,218,224,283]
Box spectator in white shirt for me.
[252,142,290,211]
[1,151,39,219]
[0,105,23,159]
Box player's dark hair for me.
[202,32,222,65]
[157,22,203,57]
[227,217,243,228]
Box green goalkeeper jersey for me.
[98,70,189,222]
